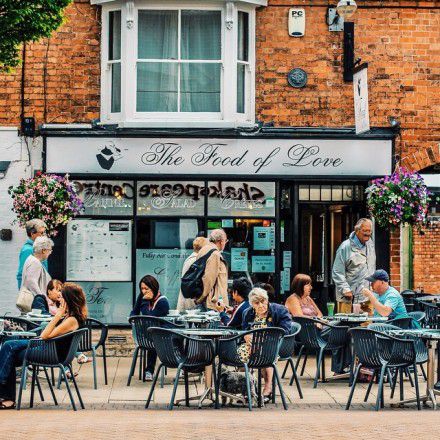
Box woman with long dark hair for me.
[130,275,169,381]
[0,282,87,409]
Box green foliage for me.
[0,0,72,71]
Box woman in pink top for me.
[285,274,323,318]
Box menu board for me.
[67,219,132,281]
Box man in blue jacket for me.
[216,277,251,328]
[16,219,48,288]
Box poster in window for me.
[231,248,248,272]
[253,226,271,250]
[67,219,132,281]
[252,255,275,273]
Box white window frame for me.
[99,1,257,128]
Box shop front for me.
[43,129,394,325]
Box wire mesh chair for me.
[145,327,216,410]
[127,316,184,386]
[400,290,416,312]
[346,327,420,411]
[416,301,440,329]
[17,329,87,411]
[387,317,412,329]
[1,316,40,332]
[215,327,287,411]
[278,322,303,398]
[76,318,109,390]
[408,311,426,324]
[292,316,349,388]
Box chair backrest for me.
[417,301,439,328]
[2,316,40,331]
[291,316,323,349]
[25,329,87,367]
[147,327,215,369]
[348,328,387,369]
[368,323,400,332]
[78,318,108,352]
[129,315,183,350]
[247,327,285,368]
[387,317,412,329]
[408,311,426,323]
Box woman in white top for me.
[21,236,53,297]
[176,236,208,312]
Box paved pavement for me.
[1,356,438,439]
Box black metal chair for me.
[278,322,303,398]
[127,316,183,386]
[346,327,420,411]
[215,327,287,411]
[401,290,416,312]
[1,316,40,332]
[292,316,349,388]
[387,317,412,329]
[77,318,109,390]
[145,327,216,410]
[17,329,87,411]
[417,301,439,329]
[408,311,426,324]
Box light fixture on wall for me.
[336,0,357,19]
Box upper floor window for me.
[100,1,260,127]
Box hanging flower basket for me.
[8,173,83,236]
[366,168,432,229]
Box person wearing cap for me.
[332,218,375,314]
[361,269,408,319]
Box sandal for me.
[77,354,91,364]
[65,369,79,379]
[263,393,273,404]
[0,400,16,410]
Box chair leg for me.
[413,363,421,411]
[321,354,326,383]
[127,347,139,386]
[17,365,27,410]
[51,367,55,386]
[300,351,308,377]
[61,368,77,411]
[29,367,37,408]
[399,368,404,402]
[145,364,163,409]
[243,364,253,411]
[345,363,361,410]
[92,348,98,390]
[184,371,189,407]
[68,365,85,410]
[406,367,414,388]
[313,349,324,388]
[102,344,108,386]
[43,367,58,406]
[169,365,183,411]
[35,368,45,402]
[57,369,63,390]
[281,361,289,379]
[420,363,427,381]
[364,370,376,402]
[215,362,222,409]
[288,358,303,399]
[390,369,398,399]
[257,368,262,408]
[138,349,143,380]
[294,345,304,372]
[160,365,165,389]
[273,365,288,410]
[375,365,387,411]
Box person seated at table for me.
[0,282,87,410]
[241,288,292,403]
[31,279,63,316]
[130,275,169,381]
[361,269,408,320]
[285,273,323,318]
[216,277,252,328]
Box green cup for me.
[327,302,335,317]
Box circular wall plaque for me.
[287,68,307,88]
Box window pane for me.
[181,63,221,112]
[237,11,249,62]
[299,185,309,201]
[343,185,353,201]
[138,10,178,59]
[310,185,320,201]
[321,185,332,201]
[137,62,178,112]
[181,10,221,60]
[111,63,121,113]
[331,185,343,201]
[237,63,245,114]
[109,11,121,60]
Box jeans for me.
[0,339,30,401]
[145,349,157,374]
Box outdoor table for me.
[166,312,221,328]
[173,327,243,407]
[416,295,440,303]
[24,314,53,323]
[0,330,37,347]
[388,329,440,409]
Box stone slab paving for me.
[2,355,436,439]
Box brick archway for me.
[400,143,440,172]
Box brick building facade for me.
[0,0,439,316]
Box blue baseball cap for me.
[365,269,389,283]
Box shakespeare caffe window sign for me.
[72,180,134,216]
[46,138,393,176]
[137,181,275,217]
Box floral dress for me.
[237,316,268,363]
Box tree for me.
[0,0,72,71]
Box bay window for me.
[99,1,261,127]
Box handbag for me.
[16,286,35,313]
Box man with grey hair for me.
[332,218,376,314]
[16,219,48,288]
[194,229,229,310]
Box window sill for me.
[114,120,257,129]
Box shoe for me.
[144,371,154,381]
[263,393,273,404]
[0,400,16,410]
[77,354,91,364]
[434,381,440,391]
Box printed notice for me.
[281,268,291,291]
[252,255,275,273]
[283,251,292,268]
[253,227,271,250]
[231,248,248,272]
[67,219,132,281]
